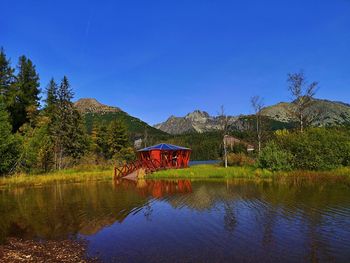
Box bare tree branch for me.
[287,71,319,132]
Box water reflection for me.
[0,178,350,262]
[114,178,193,198]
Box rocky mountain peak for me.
[74,98,121,114]
[185,110,210,122]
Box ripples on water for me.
[1,177,350,262]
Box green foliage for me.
[95,123,109,158]
[0,47,15,98]
[53,77,88,167]
[19,116,54,173]
[44,78,58,116]
[107,120,135,161]
[84,112,167,140]
[9,55,40,131]
[164,132,222,160]
[0,98,20,175]
[275,128,350,170]
[258,141,293,171]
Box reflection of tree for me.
[0,181,149,241]
[223,202,236,233]
[1,176,349,262]
[143,204,153,221]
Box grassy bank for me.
[149,164,350,179]
[148,165,273,179]
[1,164,350,188]
[0,167,114,188]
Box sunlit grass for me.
[0,166,113,188]
[149,164,273,179]
[1,164,349,188]
[149,164,350,179]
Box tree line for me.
[0,48,133,175]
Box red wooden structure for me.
[114,143,191,178]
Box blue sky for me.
[1,0,350,125]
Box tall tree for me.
[11,55,40,131]
[53,76,87,169]
[0,47,14,98]
[0,97,19,175]
[44,78,58,115]
[96,123,109,159]
[251,96,264,154]
[107,119,130,159]
[287,71,318,132]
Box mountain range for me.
[74,97,350,137]
[154,98,350,134]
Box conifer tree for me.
[11,55,40,131]
[0,96,19,175]
[53,76,87,168]
[96,123,109,158]
[107,119,134,161]
[0,47,14,98]
[44,78,58,115]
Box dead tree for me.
[218,105,229,168]
[251,96,264,154]
[287,71,318,132]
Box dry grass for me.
[0,166,113,188]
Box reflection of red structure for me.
[115,179,193,198]
[114,143,191,178]
[138,143,191,169]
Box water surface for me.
[1,177,350,262]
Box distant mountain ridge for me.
[261,98,350,126]
[74,98,121,114]
[154,110,242,134]
[155,98,350,135]
[74,98,167,139]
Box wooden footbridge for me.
[114,143,191,179]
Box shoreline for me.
[0,237,98,262]
[1,164,350,188]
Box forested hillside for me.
[74,98,167,140]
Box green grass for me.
[149,164,350,179]
[0,167,114,189]
[2,164,349,189]
[149,164,274,179]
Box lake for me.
[1,177,350,262]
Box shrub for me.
[258,141,292,171]
[227,153,255,166]
[275,128,350,170]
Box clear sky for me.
[1,0,350,125]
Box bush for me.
[275,128,350,170]
[258,141,292,171]
[227,153,255,166]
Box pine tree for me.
[44,78,58,115]
[0,47,14,98]
[96,123,109,159]
[0,96,19,175]
[10,55,40,131]
[107,119,133,160]
[53,76,87,169]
